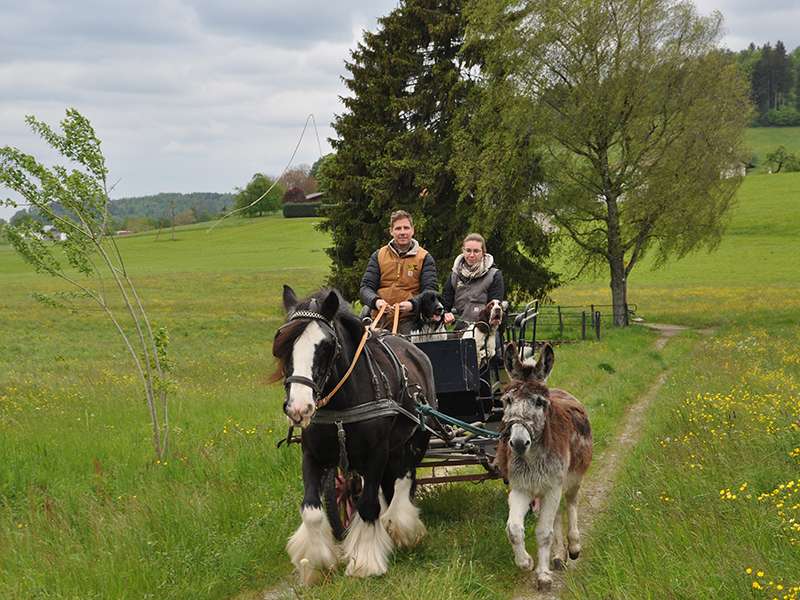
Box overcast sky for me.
[1,0,798,221]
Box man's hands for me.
[444,312,455,325]
[375,299,413,313]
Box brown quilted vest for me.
[375,244,428,310]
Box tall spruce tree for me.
[752,43,773,117]
[772,41,794,110]
[320,0,556,301]
[752,41,795,121]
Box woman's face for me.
[462,240,484,267]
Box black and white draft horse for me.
[272,286,437,583]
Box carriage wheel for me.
[321,467,362,541]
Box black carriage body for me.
[412,337,492,422]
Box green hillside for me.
[744,127,800,173]
[7,192,236,228]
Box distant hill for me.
[109,192,235,221]
[10,192,235,226]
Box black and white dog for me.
[461,299,506,366]
[409,290,447,342]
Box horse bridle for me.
[281,310,342,408]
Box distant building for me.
[721,162,747,179]
[42,225,67,241]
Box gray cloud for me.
[693,0,800,49]
[0,0,796,222]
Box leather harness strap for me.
[317,302,390,408]
[501,418,539,443]
[392,303,401,334]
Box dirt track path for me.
[511,323,694,600]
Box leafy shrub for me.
[765,146,800,173]
[764,106,800,126]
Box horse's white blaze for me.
[286,506,339,585]
[342,513,393,577]
[380,475,426,548]
[286,321,326,427]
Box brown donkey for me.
[497,342,593,590]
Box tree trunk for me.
[605,190,628,327]
[609,255,628,327]
[599,161,628,327]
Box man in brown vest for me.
[359,210,438,335]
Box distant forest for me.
[9,192,234,232]
[109,192,234,222]
[733,41,800,126]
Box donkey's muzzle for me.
[510,436,531,454]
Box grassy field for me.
[2,170,799,598]
[552,171,800,327]
[745,127,800,173]
[551,172,800,598]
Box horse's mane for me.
[270,288,360,383]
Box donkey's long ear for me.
[533,343,555,382]
[504,341,525,380]
[319,290,340,321]
[283,285,299,313]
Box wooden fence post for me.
[558,306,563,337]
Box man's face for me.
[390,218,414,248]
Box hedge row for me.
[283,202,321,218]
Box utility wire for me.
[207,113,324,233]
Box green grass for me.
[552,171,800,327]
[548,151,800,598]
[745,126,800,173]
[561,324,800,599]
[0,214,677,598]
[2,163,800,599]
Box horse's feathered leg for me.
[380,469,426,549]
[342,448,393,577]
[286,451,339,585]
[380,440,427,549]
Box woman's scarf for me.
[452,253,495,281]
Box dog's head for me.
[417,290,445,324]
[486,299,505,328]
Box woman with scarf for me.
[443,233,505,329]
